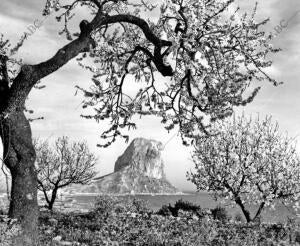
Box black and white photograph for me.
[0,0,300,245]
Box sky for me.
[0,0,300,191]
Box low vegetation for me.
[0,216,21,246]
[1,196,296,245]
[157,199,204,217]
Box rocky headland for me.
[67,138,178,194]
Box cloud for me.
[0,0,44,23]
[0,13,28,41]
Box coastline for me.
[64,191,191,196]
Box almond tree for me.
[189,115,300,223]
[0,0,280,244]
[35,137,97,210]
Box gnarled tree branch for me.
[1,11,174,118]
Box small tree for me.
[35,137,97,210]
[188,115,300,223]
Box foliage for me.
[157,199,203,217]
[174,199,201,212]
[210,206,230,223]
[93,195,151,217]
[188,115,300,222]
[35,136,97,210]
[38,196,300,246]
[157,204,173,217]
[0,216,21,246]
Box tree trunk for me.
[235,196,252,223]
[48,187,58,210]
[0,111,38,246]
[253,201,265,222]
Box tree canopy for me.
[1,0,279,145]
[35,137,97,210]
[188,115,300,222]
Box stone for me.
[48,218,58,226]
[44,228,53,235]
[58,241,73,246]
[53,235,62,242]
[192,214,199,221]
[67,138,178,194]
[130,212,137,218]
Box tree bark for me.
[235,196,252,223]
[253,201,265,222]
[0,111,38,246]
[48,187,58,210]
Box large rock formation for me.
[69,138,178,194]
[114,138,166,179]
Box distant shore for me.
[65,191,191,196]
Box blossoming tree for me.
[0,0,280,244]
[35,137,97,210]
[189,115,300,222]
